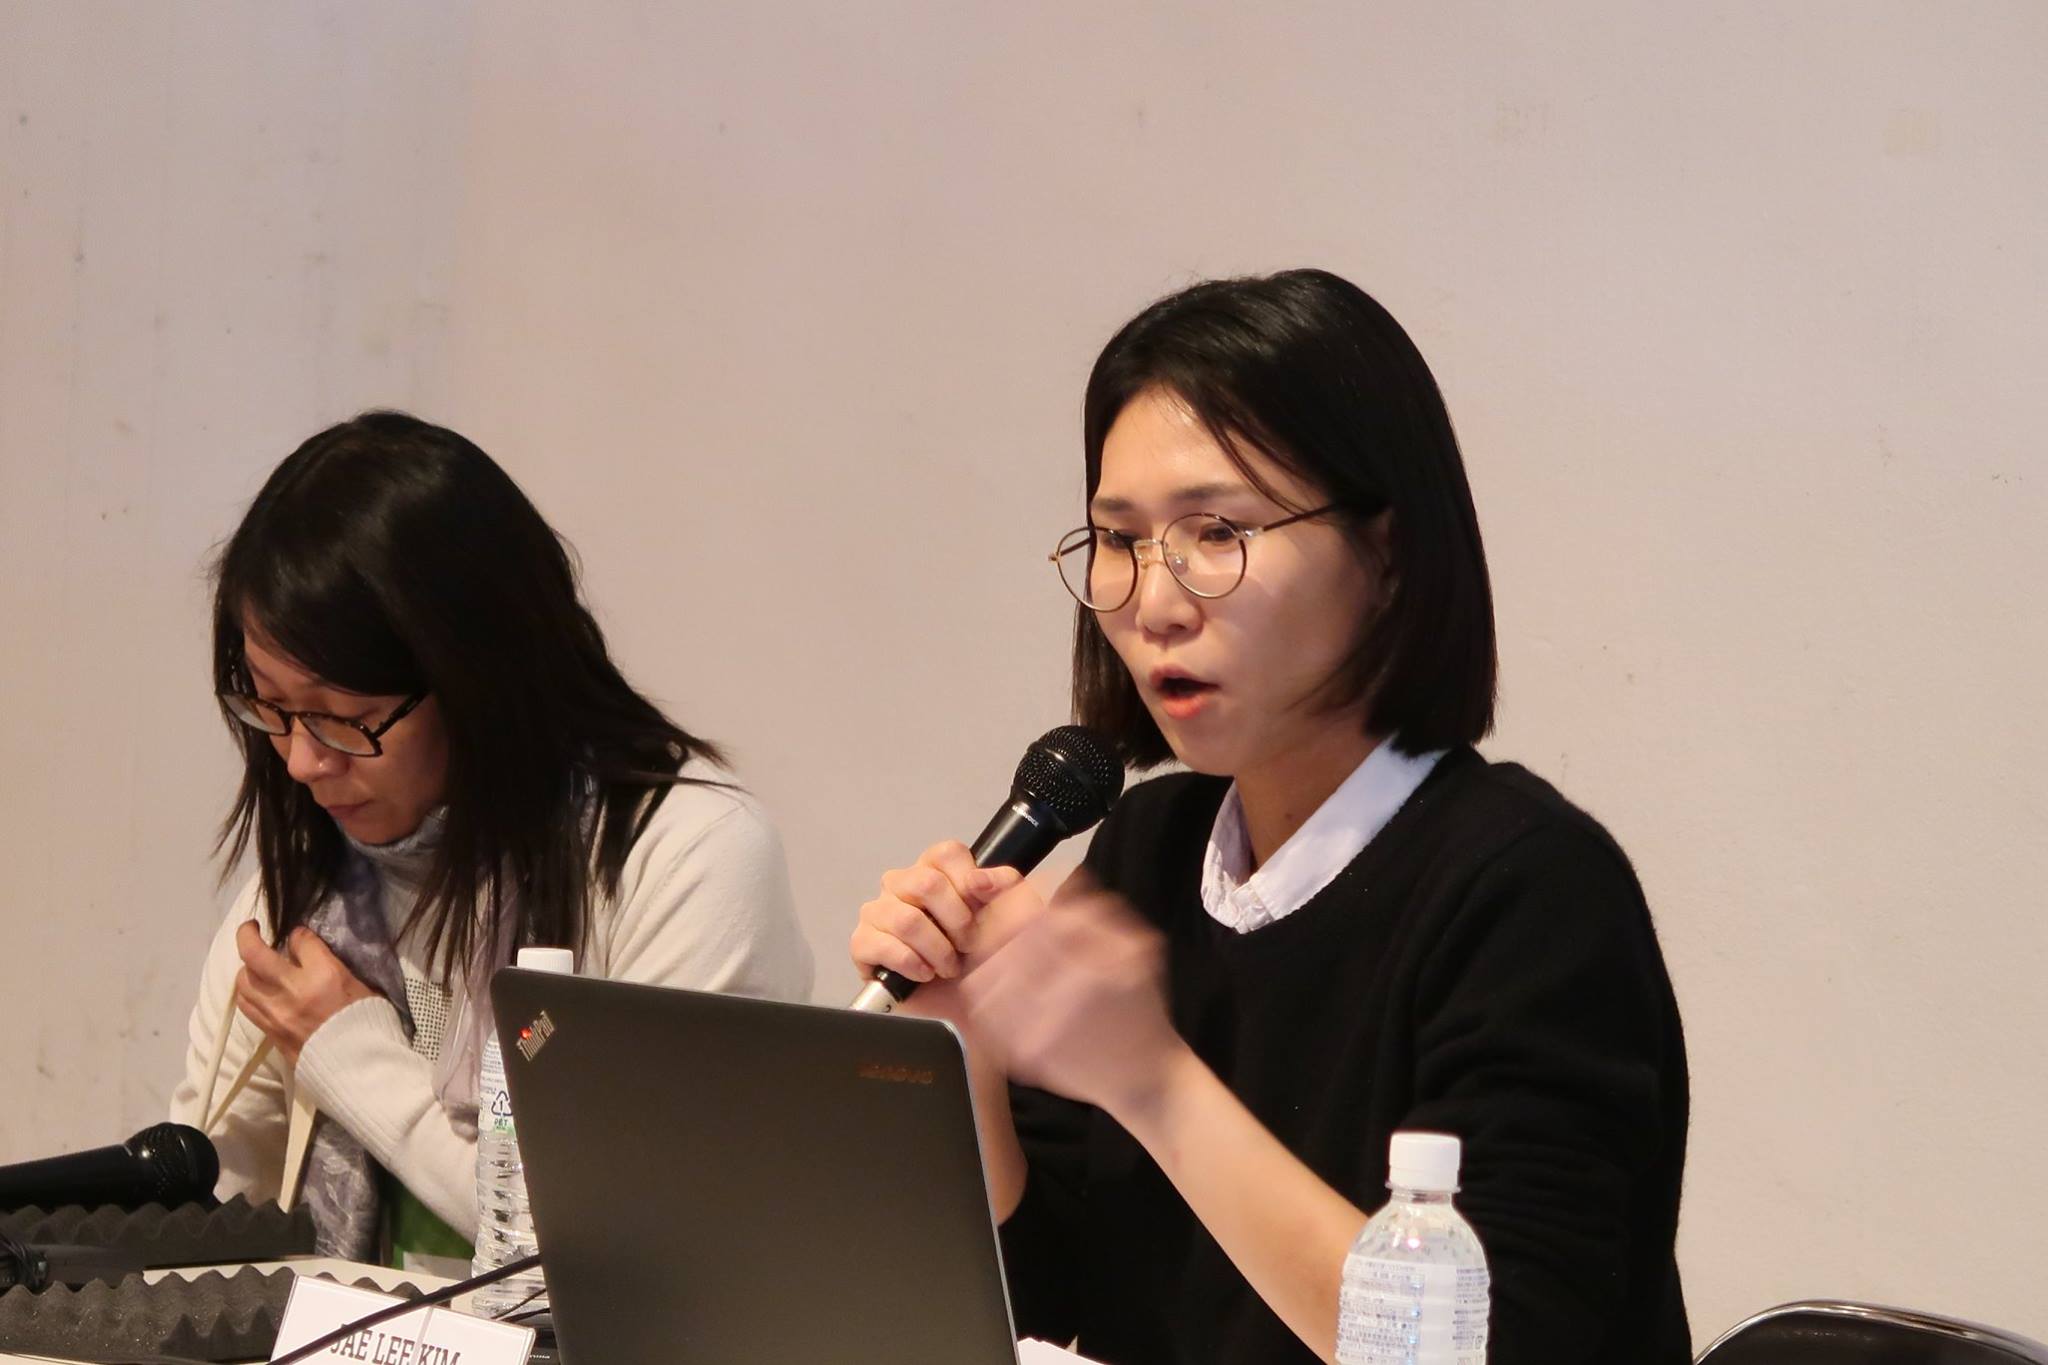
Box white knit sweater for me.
[167,764,814,1239]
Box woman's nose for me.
[1131,546,1200,636]
[281,726,342,783]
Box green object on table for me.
[381,1170,474,1269]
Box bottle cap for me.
[516,946,576,975]
[1387,1131,1461,1192]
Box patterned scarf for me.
[298,810,495,1260]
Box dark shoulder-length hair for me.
[212,410,723,981]
[1074,268,1497,764]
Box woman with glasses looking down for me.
[850,270,1689,1365]
[170,411,812,1271]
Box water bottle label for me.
[1336,1257,1456,1360]
[480,1037,515,1137]
[1453,1263,1488,1359]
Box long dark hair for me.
[1074,268,1497,764]
[212,411,723,981]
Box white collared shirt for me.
[1200,740,1446,933]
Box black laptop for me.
[490,970,1021,1365]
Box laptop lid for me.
[490,970,1021,1365]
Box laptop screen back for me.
[490,970,1020,1365]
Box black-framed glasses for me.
[1050,506,1337,612]
[219,691,428,758]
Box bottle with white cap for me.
[470,946,575,1320]
[1334,1131,1490,1365]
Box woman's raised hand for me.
[850,840,1036,1022]
[233,921,376,1063]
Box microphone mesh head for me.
[126,1124,221,1204]
[1012,726,1125,835]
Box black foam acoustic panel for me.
[0,1264,425,1363]
[1,1196,316,1268]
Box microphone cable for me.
[0,1223,39,1292]
[0,1224,219,1365]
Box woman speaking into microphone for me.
[169,411,812,1270]
[850,270,1689,1365]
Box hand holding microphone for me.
[849,726,1124,1014]
[847,725,1184,1119]
[851,846,1018,991]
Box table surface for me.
[2,1264,1091,1364]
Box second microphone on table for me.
[0,1123,218,1213]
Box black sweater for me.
[998,748,1690,1365]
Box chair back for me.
[1697,1301,2048,1365]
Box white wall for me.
[0,0,475,1146]
[3,0,2044,1348]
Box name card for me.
[271,1276,534,1365]
[1019,1341,1108,1364]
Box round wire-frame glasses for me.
[219,690,428,758]
[1049,506,1337,612]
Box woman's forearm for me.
[1113,1044,1369,1364]
[964,1040,1029,1219]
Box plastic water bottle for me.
[1335,1132,1490,1365]
[471,946,574,1320]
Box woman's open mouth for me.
[1153,671,1218,719]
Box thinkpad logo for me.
[516,1009,557,1061]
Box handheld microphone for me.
[0,1123,219,1212]
[850,725,1124,1014]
